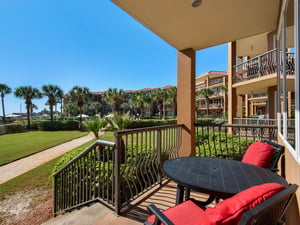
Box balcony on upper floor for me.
[232,49,295,95]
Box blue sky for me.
[0,0,228,115]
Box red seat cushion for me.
[147,200,205,225]
[200,183,285,225]
[242,142,274,168]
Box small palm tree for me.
[0,84,12,123]
[84,118,107,139]
[42,85,64,121]
[14,86,42,128]
[68,86,91,128]
[199,88,214,117]
[105,112,132,131]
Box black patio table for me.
[163,156,288,205]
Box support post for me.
[177,48,196,156]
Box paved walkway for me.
[0,133,94,185]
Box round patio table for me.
[163,156,288,205]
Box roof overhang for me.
[111,0,284,51]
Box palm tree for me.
[0,84,12,123]
[166,87,177,117]
[152,88,169,119]
[199,88,214,117]
[68,86,91,128]
[64,102,78,118]
[91,101,101,116]
[130,91,151,118]
[42,85,64,121]
[14,86,42,128]
[103,88,125,113]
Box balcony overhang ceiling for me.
[111,0,282,51]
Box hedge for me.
[37,120,79,131]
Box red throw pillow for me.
[147,200,205,225]
[200,183,285,225]
[242,142,274,168]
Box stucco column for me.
[245,94,249,117]
[177,48,196,156]
[228,42,236,124]
[268,86,277,119]
[236,95,243,117]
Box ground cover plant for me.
[0,131,87,166]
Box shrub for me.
[127,119,176,129]
[84,118,107,138]
[0,125,7,135]
[3,124,26,133]
[37,120,79,131]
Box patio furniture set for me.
[144,141,298,225]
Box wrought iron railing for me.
[53,140,116,215]
[233,49,295,84]
[195,122,295,156]
[195,122,278,157]
[53,124,183,216]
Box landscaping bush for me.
[127,119,176,129]
[3,124,26,133]
[0,125,7,135]
[196,131,253,157]
[37,120,79,131]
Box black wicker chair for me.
[144,184,298,225]
[217,140,285,173]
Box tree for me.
[130,91,151,118]
[42,85,64,121]
[166,87,177,117]
[14,86,42,128]
[84,118,107,139]
[91,101,101,116]
[103,88,125,113]
[198,88,214,117]
[64,103,78,118]
[0,84,12,123]
[68,86,91,128]
[152,88,169,119]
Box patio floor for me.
[93,179,214,225]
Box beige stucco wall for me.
[279,145,300,223]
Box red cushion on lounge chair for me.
[147,200,205,225]
[242,142,274,168]
[200,183,285,225]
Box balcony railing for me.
[195,122,295,156]
[248,93,268,99]
[53,122,294,216]
[208,78,223,86]
[53,124,183,216]
[233,49,295,84]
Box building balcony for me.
[50,123,295,224]
[232,49,295,95]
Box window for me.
[277,0,300,164]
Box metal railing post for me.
[114,131,121,215]
[157,128,162,184]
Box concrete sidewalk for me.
[0,133,94,185]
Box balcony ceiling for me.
[111,0,282,51]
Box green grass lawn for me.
[0,139,95,201]
[0,131,88,166]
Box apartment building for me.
[231,32,295,119]
[90,85,175,117]
[195,71,228,117]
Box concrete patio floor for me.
[93,180,213,225]
[44,180,213,225]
